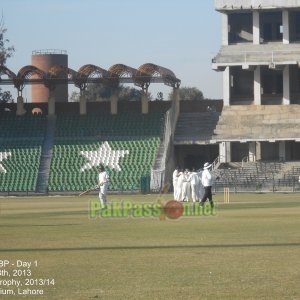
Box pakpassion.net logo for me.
[89,200,216,220]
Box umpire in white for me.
[200,162,214,208]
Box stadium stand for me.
[1,100,299,194]
[48,112,165,192]
[0,113,46,138]
[213,161,300,192]
[174,111,220,144]
[0,114,46,192]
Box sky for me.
[1,0,223,101]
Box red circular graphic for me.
[164,200,183,219]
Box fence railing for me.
[150,93,178,192]
[212,155,226,170]
[150,109,172,192]
[213,159,300,193]
[214,177,300,193]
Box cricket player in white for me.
[176,170,184,201]
[189,169,199,202]
[181,169,191,202]
[172,167,179,200]
[98,165,109,206]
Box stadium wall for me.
[0,101,172,116]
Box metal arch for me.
[137,63,180,88]
[76,64,109,90]
[47,65,78,90]
[0,63,181,90]
[77,64,109,78]
[48,65,77,80]
[15,65,46,91]
[17,65,45,79]
[138,63,176,78]
[108,64,139,89]
[108,64,138,78]
[0,65,17,80]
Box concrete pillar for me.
[219,142,231,163]
[173,87,180,120]
[48,90,55,116]
[249,142,256,162]
[283,10,290,44]
[279,141,286,161]
[253,11,260,45]
[223,67,230,106]
[256,142,261,161]
[79,92,87,115]
[283,65,290,105]
[16,96,26,116]
[222,13,229,46]
[110,93,118,115]
[141,92,149,114]
[254,66,262,105]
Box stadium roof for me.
[0,63,181,92]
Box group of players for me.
[172,162,216,208]
[97,162,216,208]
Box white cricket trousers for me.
[99,184,108,206]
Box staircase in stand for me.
[36,115,56,193]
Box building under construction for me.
[211,0,300,162]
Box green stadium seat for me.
[48,112,165,192]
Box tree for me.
[86,83,112,101]
[68,83,154,102]
[0,90,13,103]
[69,91,80,102]
[75,83,146,102]
[155,92,164,101]
[0,17,15,66]
[0,16,15,103]
[168,86,204,101]
[118,86,143,101]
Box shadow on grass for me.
[1,242,300,252]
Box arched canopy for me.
[108,64,139,88]
[17,65,45,80]
[0,66,16,79]
[46,65,77,89]
[76,64,109,89]
[138,63,176,78]
[48,65,77,80]
[108,64,138,78]
[15,65,46,91]
[137,63,180,88]
[77,64,109,79]
[0,62,181,91]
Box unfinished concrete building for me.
[212,0,300,162]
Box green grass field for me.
[0,193,300,300]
